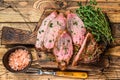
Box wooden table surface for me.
[0,0,120,80]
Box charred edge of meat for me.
[35,47,46,52]
[71,33,89,66]
[72,32,101,66]
[58,61,67,70]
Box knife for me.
[25,68,88,79]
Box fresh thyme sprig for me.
[76,0,113,45]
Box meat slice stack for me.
[36,11,102,70]
[72,32,98,66]
[53,31,73,70]
[67,12,86,46]
[35,11,58,50]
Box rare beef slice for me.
[35,11,58,50]
[44,13,66,50]
[53,31,73,70]
[67,12,86,46]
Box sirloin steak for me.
[44,13,66,50]
[67,12,86,46]
[53,31,73,70]
[35,11,57,50]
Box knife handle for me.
[55,71,88,78]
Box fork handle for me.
[55,71,88,79]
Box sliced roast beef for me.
[35,11,103,69]
[35,11,57,50]
[67,12,86,46]
[53,31,73,70]
[72,32,98,66]
[44,13,66,50]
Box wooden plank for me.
[110,24,120,46]
[111,23,120,38]
[107,13,120,23]
[0,48,8,60]
[88,72,120,79]
[0,1,120,22]
[0,1,42,22]
[70,0,120,2]
[1,27,36,45]
[0,23,36,31]
[0,23,37,45]
[0,8,42,22]
[0,61,7,73]
[111,38,120,46]
[106,46,120,57]
[4,0,120,3]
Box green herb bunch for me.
[76,0,113,45]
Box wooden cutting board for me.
[30,51,109,72]
[1,27,36,45]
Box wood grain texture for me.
[0,0,120,80]
[107,13,120,23]
[0,1,41,22]
[0,37,120,79]
[106,46,120,56]
[0,0,119,22]
[0,46,120,80]
[111,24,120,38]
[1,27,36,45]
[4,0,120,3]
